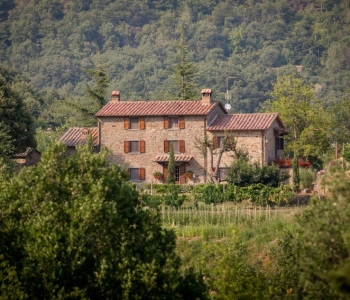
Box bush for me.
[198,183,224,205]
[344,144,350,164]
[272,172,350,299]
[299,168,315,189]
[161,183,186,208]
[226,157,289,187]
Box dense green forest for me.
[1,0,350,129]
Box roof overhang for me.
[274,127,289,136]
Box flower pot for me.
[153,173,163,180]
[185,173,193,179]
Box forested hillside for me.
[1,0,350,126]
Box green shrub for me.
[161,184,186,208]
[198,184,224,205]
[299,168,315,189]
[226,157,290,187]
[344,144,350,164]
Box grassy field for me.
[160,202,303,274]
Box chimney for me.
[201,88,212,104]
[111,90,120,102]
[81,128,89,142]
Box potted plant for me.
[153,171,163,180]
[185,170,194,179]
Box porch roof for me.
[153,155,193,163]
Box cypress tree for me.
[173,27,198,100]
[167,142,175,184]
[293,157,300,192]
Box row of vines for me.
[140,183,296,208]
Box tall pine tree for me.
[172,27,198,100]
[0,65,36,156]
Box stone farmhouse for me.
[60,89,288,183]
[73,88,286,184]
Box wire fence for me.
[160,203,301,228]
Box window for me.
[175,165,180,182]
[169,117,178,128]
[164,116,185,129]
[124,117,145,130]
[218,168,227,181]
[130,141,139,152]
[164,140,185,153]
[128,168,145,181]
[124,140,145,153]
[275,137,284,150]
[129,117,139,129]
[213,136,225,149]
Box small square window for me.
[129,117,139,129]
[128,167,145,181]
[129,168,139,180]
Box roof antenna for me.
[224,76,236,111]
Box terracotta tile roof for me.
[12,147,39,158]
[60,127,98,147]
[153,155,193,163]
[207,113,283,131]
[95,100,223,117]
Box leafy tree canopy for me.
[0,142,206,299]
[262,75,332,158]
[0,64,36,156]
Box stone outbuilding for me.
[60,127,99,154]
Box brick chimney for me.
[81,128,89,141]
[111,90,120,102]
[201,88,212,104]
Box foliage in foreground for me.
[271,169,350,299]
[0,143,206,299]
[167,169,350,299]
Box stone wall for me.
[99,115,208,183]
[207,120,283,177]
[207,130,264,174]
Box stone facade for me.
[99,114,210,183]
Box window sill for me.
[167,128,180,131]
[128,152,142,155]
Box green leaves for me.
[0,65,36,156]
[264,75,332,158]
[0,142,202,298]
